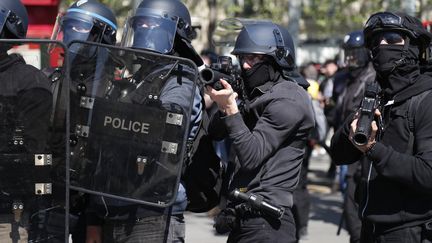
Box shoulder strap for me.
[406,89,432,154]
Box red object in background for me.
[21,0,60,38]
[423,20,432,32]
[20,0,62,67]
[22,0,58,5]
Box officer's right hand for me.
[349,109,381,153]
[86,225,102,243]
[205,79,239,116]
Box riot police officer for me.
[85,0,203,242]
[335,30,376,243]
[338,30,376,123]
[207,21,315,243]
[53,0,117,46]
[50,1,118,242]
[0,0,58,242]
[51,0,117,79]
[331,11,432,243]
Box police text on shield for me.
[103,116,150,134]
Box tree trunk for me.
[207,0,217,51]
[287,0,302,47]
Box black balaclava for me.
[371,37,420,96]
[241,61,275,96]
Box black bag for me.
[182,105,224,213]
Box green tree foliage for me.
[60,0,432,43]
[215,0,289,23]
[302,0,385,38]
[185,0,384,39]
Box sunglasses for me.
[371,31,405,46]
[238,54,266,67]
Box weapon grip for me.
[232,189,284,219]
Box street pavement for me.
[184,148,350,243]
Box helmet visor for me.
[130,15,177,54]
[0,7,24,38]
[61,17,95,46]
[0,8,10,36]
[343,48,369,68]
[232,22,280,54]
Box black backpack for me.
[406,89,432,154]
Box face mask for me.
[371,45,405,77]
[371,44,420,95]
[241,62,270,95]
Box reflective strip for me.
[67,8,117,30]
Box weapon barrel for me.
[199,68,234,90]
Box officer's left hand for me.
[348,109,380,153]
[205,79,239,116]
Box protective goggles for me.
[237,54,266,67]
[365,12,403,30]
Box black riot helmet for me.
[52,0,117,46]
[342,30,370,68]
[364,11,432,62]
[123,0,195,54]
[231,21,309,88]
[0,0,28,39]
[231,22,296,70]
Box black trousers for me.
[361,221,432,243]
[344,176,361,243]
[292,143,311,236]
[292,161,310,233]
[227,209,297,243]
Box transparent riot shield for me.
[0,40,69,243]
[66,41,197,208]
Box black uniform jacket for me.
[331,73,432,231]
[210,75,315,208]
[0,53,52,152]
